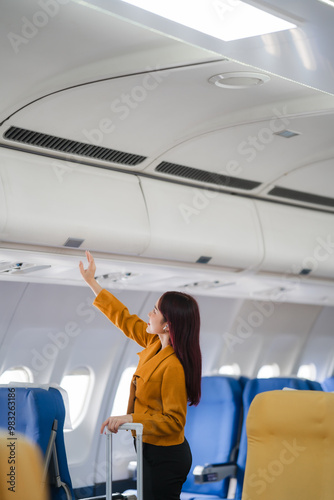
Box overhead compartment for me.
[256,200,334,279]
[0,149,150,254]
[140,177,264,269]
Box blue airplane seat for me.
[237,375,249,390]
[321,376,334,391]
[0,385,74,500]
[181,376,243,500]
[307,379,323,390]
[234,377,322,499]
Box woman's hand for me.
[79,250,96,283]
[79,251,102,296]
[100,414,133,434]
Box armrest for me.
[193,462,237,483]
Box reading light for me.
[274,130,300,138]
[121,0,296,41]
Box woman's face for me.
[147,300,167,335]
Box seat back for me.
[235,377,322,499]
[182,376,243,498]
[0,386,74,500]
[321,376,334,391]
[242,390,334,500]
[0,432,49,500]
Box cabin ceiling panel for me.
[146,111,334,192]
[1,59,331,185]
[1,59,286,160]
[265,158,334,199]
[0,0,215,121]
[105,0,334,95]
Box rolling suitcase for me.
[105,423,143,500]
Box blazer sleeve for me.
[93,289,156,348]
[132,362,187,439]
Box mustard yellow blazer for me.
[93,289,188,446]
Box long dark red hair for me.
[158,291,201,406]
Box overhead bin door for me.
[140,177,264,269]
[0,149,150,254]
[256,200,334,279]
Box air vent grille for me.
[3,126,147,166]
[155,161,260,190]
[268,186,334,208]
[63,238,85,248]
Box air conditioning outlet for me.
[268,186,334,209]
[3,126,147,167]
[95,272,139,284]
[0,262,51,274]
[181,280,236,290]
[155,161,260,191]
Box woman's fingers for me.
[100,418,110,434]
[79,251,96,281]
[87,251,96,272]
[100,417,120,434]
[100,415,133,434]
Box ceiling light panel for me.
[121,0,296,41]
[318,0,334,6]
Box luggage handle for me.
[105,423,143,500]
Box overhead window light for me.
[257,363,280,378]
[60,367,93,429]
[297,363,317,381]
[218,363,241,376]
[121,0,296,41]
[0,366,33,384]
[112,366,136,415]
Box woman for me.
[79,251,202,500]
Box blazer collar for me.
[135,343,175,382]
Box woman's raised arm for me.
[79,250,103,296]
